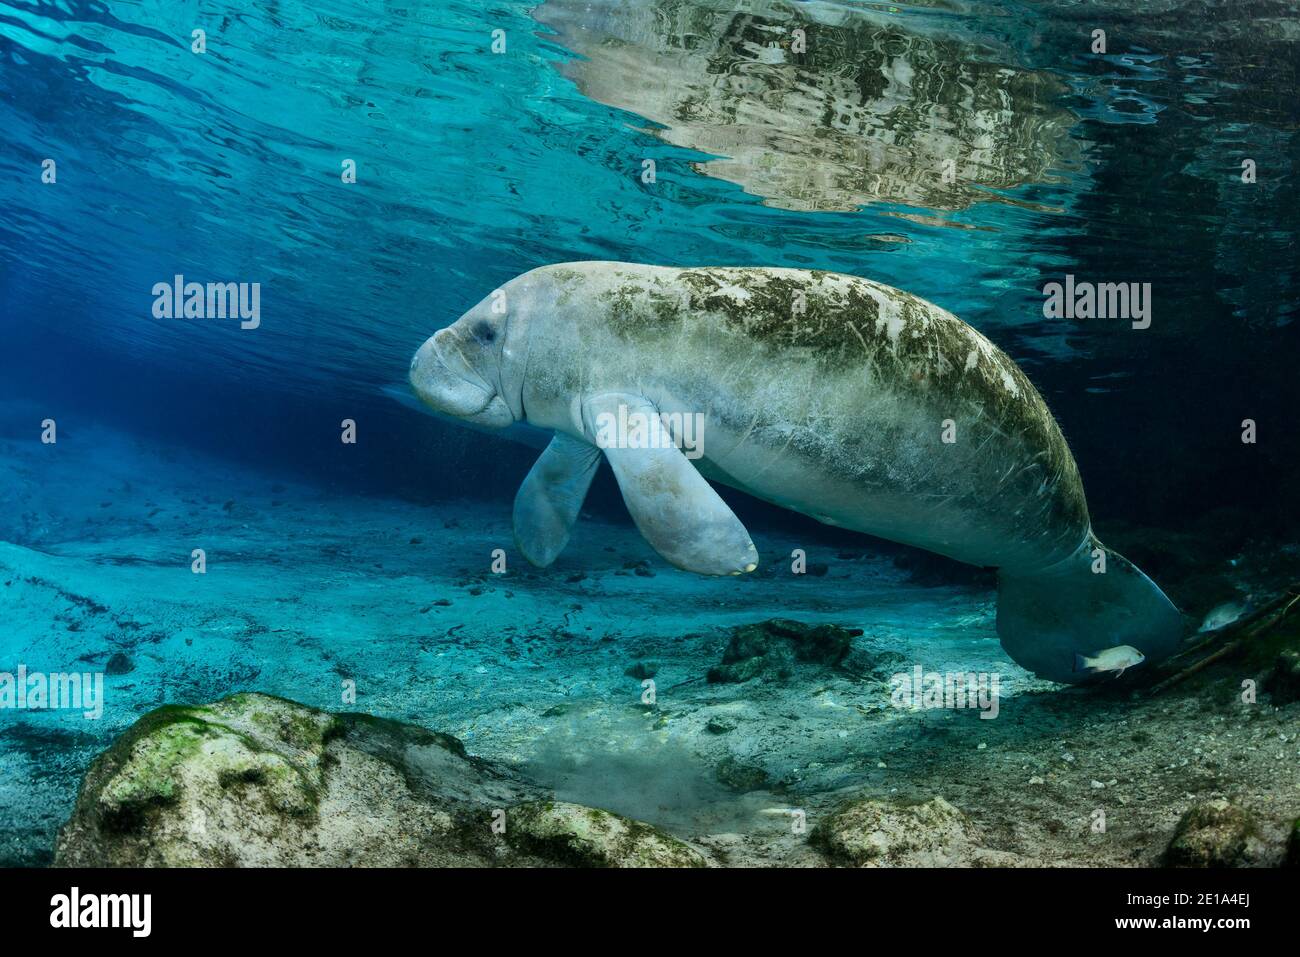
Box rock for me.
[715,755,769,793]
[840,645,909,681]
[104,653,134,676]
[1265,649,1300,705]
[810,796,1021,867]
[624,661,658,680]
[1287,819,1300,868]
[1164,800,1262,867]
[705,716,737,735]
[55,693,705,868]
[504,801,707,868]
[707,619,862,684]
[708,655,769,684]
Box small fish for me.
[1073,645,1146,677]
[1198,600,1245,633]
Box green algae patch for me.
[80,694,331,837]
[94,708,212,831]
[211,692,338,751]
[505,801,707,868]
[243,697,341,753]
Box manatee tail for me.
[996,536,1185,684]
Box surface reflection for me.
[537,0,1080,213]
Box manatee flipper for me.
[584,394,758,576]
[512,433,602,567]
[996,535,1185,684]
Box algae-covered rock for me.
[55,693,707,868]
[505,801,708,868]
[60,695,334,860]
[707,619,861,683]
[1164,799,1262,867]
[811,796,986,867]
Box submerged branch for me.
[1147,583,1300,695]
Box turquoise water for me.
[4,1,1296,511]
[1,0,1298,865]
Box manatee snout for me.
[409,328,512,427]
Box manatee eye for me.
[472,321,496,344]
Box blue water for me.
[1,0,1298,865]
[3,1,1297,516]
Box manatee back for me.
[530,262,1091,572]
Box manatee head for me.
[409,301,515,428]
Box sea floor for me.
[2,413,1297,866]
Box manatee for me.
[408,262,1185,684]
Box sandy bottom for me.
[1,417,1297,866]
